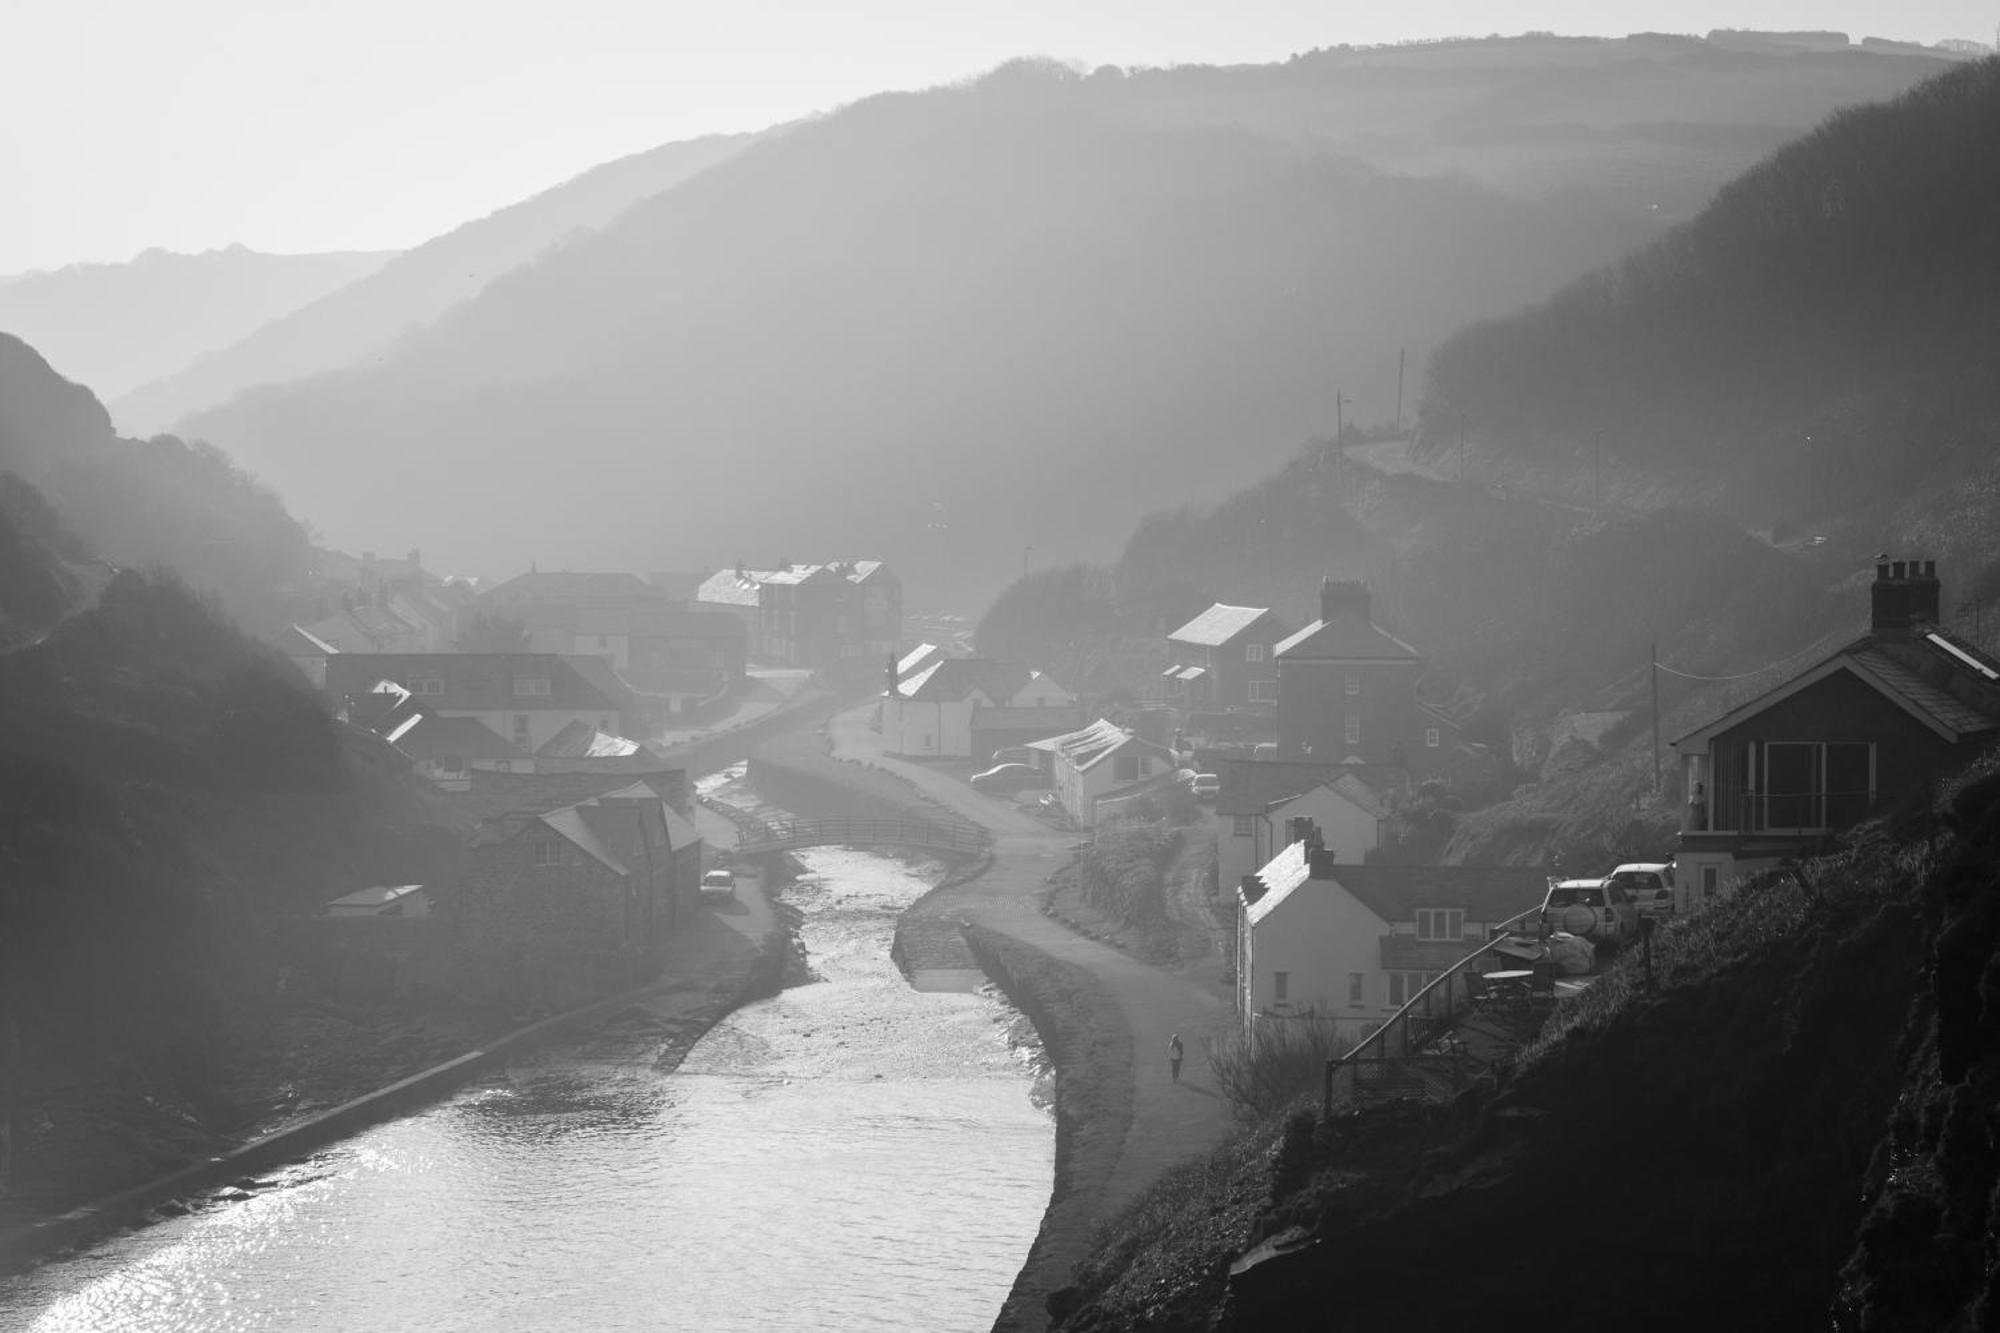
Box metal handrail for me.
[1322,904,1544,1117]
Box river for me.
[0,769,1054,1333]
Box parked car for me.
[700,868,736,901]
[989,746,1037,767]
[1185,772,1220,801]
[970,762,1045,794]
[1539,877,1640,947]
[1605,862,1675,919]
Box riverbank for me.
[753,709,1238,1333]
[0,857,795,1277]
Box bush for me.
[1076,822,1182,927]
[1205,1015,1350,1121]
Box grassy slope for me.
[1053,753,2000,1330]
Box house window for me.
[513,677,551,696]
[411,678,444,695]
[1701,866,1719,903]
[1348,973,1365,1006]
[533,840,559,867]
[1245,642,1266,663]
[1387,971,1442,1008]
[1344,715,1360,746]
[1248,680,1277,703]
[1761,741,1874,831]
[1345,674,1360,695]
[1233,815,1253,837]
[1426,727,1441,748]
[1273,971,1289,1004]
[513,714,531,745]
[1114,753,1140,781]
[1415,907,1465,941]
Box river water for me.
[0,771,1053,1333]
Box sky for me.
[4,0,1994,275]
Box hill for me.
[111,131,760,436]
[0,333,314,630]
[168,38,1955,606]
[0,245,394,400]
[1421,56,2000,567]
[0,477,449,1222]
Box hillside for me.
[111,131,760,436]
[0,480,450,1221]
[0,245,394,401]
[1051,757,2000,1330]
[0,334,314,630]
[1421,56,2000,564]
[168,38,1954,606]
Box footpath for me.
[821,708,1236,1331]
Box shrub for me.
[1076,822,1182,926]
[1205,1015,1350,1121]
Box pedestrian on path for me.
[1168,1033,1184,1083]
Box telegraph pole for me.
[1394,348,1405,436]
[1594,431,1604,508]
[1335,390,1348,443]
[1651,641,1662,795]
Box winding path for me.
[825,708,1236,1225]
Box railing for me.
[1322,905,1544,1118]
[733,816,989,856]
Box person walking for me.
[1168,1033,1184,1083]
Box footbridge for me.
[728,814,989,857]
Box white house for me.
[1216,760,1395,898]
[880,657,1078,758]
[1237,836,1549,1043]
[1027,719,1178,827]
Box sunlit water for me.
[0,770,1053,1333]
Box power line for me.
[1653,636,1834,682]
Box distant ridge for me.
[112,130,764,435]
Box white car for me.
[1604,863,1675,919]
[1539,877,1640,947]
[700,868,736,901]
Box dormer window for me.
[1245,642,1266,663]
[514,677,552,697]
[533,840,559,867]
[412,678,445,695]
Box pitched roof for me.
[282,623,340,656]
[395,714,530,762]
[325,653,632,714]
[696,569,767,607]
[898,657,1033,704]
[537,720,644,758]
[1326,865,1552,925]
[1674,629,2000,748]
[1274,613,1421,662]
[1027,718,1167,772]
[1214,759,1406,816]
[326,884,427,910]
[628,603,746,641]
[483,570,660,604]
[1243,840,1313,926]
[896,643,945,681]
[1169,604,1283,648]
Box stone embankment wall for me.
[965,924,1133,1333]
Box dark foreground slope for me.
[0,487,452,1223]
[1424,56,2000,552]
[1053,756,2000,1331]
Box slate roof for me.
[898,657,1033,704]
[896,643,945,681]
[483,571,660,604]
[1169,604,1283,648]
[628,604,746,641]
[282,624,340,656]
[395,714,529,762]
[537,720,644,758]
[1274,612,1422,662]
[1214,759,1406,816]
[696,569,766,607]
[1027,718,1166,772]
[326,884,427,911]
[326,653,632,714]
[1242,851,1548,929]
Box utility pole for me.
[1594,431,1604,508]
[1651,641,1662,796]
[1335,390,1347,444]
[1394,348,1405,436]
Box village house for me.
[280,623,339,690]
[1237,832,1549,1043]
[325,652,642,754]
[456,777,703,1005]
[1027,719,1179,827]
[879,655,1079,758]
[622,603,746,712]
[695,560,902,668]
[1275,578,1453,776]
[1672,559,2000,907]
[478,570,671,671]
[297,548,467,654]
[1163,603,1291,713]
[393,712,535,788]
[1214,759,1399,895]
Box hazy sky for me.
[5,0,1993,274]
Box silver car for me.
[1539,877,1640,946]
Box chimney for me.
[1871,557,1941,637]
[1320,577,1370,624]
[1285,816,1324,851]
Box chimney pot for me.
[1876,562,1890,580]
[1891,560,1907,579]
